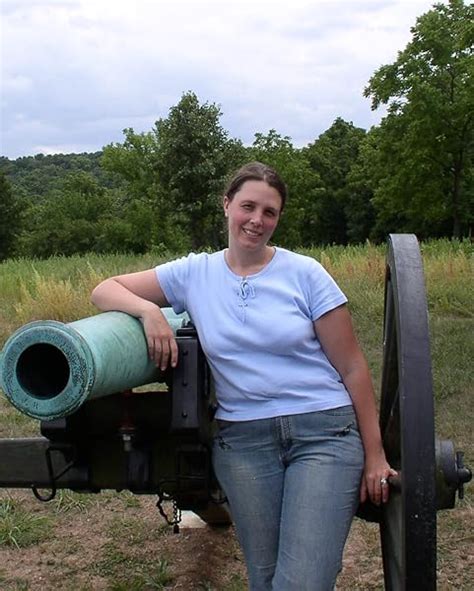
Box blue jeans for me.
[212,406,364,591]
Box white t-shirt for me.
[155,247,352,421]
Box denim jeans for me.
[212,406,364,591]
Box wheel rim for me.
[379,234,437,590]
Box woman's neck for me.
[225,245,275,277]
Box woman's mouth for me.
[242,227,261,237]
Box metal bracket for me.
[31,443,76,502]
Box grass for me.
[0,239,472,589]
[52,490,97,514]
[0,580,30,591]
[86,509,173,589]
[94,543,172,589]
[0,396,37,438]
[106,559,172,590]
[0,251,174,344]
[198,575,247,591]
[222,575,248,591]
[0,497,53,548]
[106,513,169,545]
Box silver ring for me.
[380,477,388,486]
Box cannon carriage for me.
[0,308,229,527]
[0,235,471,589]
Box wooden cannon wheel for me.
[379,234,438,589]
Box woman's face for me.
[223,180,282,252]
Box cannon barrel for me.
[0,308,189,421]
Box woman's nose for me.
[250,211,263,226]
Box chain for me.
[156,490,182,534]
[172,499,182,534]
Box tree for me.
[1,152,118,203]
[101,129,163,251]
[364,0,474,238]
[304,118,367,244]
[102,129,159,197]
[17,172,117,257]
[0,173,21,260]
[101,95,246,252]
[344,132,378,244]
[154,91,245,250]
[249,130,323,248]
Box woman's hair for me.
[224,162,287,211]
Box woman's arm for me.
[91,269,178,370]
[313,304,396,506]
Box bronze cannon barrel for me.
[0,309,188,421]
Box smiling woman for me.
[224,180,281,256]
[223,166,285,275]
[89,161,396,590]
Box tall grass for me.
[1,239,472,399]
[0,251,175,344]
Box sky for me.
[1,0,443,159]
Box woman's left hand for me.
[360,450,398,506]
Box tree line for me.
[1,0,472,261]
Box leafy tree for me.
[94,195,158,254]
[304,118,366,244]
[17,172,115,257]
[154,91,245,250]
[344,152,376,243]
[248,130,323,248]
[364,0,474,238]
[1,152,120,203]
[101,129,162,251]
[0,173,21,260]
[102,129,159,197]
[102,94,245,251]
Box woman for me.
[91,162,396,590]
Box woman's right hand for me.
[140,307,179,371]
[91,270,178,371]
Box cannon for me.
[0,307,230,528]
[0,234,471,589]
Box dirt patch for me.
[0,490,472,590]
[0,491,247,590]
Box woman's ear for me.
[223,195,230,217]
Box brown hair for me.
[224,162,287,211]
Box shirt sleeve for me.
[155,255,193,314]
[307,259,347,321]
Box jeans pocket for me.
[317,406,361,439]
[319,405,355,418]
[214,420,238,450]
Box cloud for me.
[1,0,442,158]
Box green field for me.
[0,239,472,589]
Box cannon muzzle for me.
[0,309,188,421]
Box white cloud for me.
[1,0,443,157]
